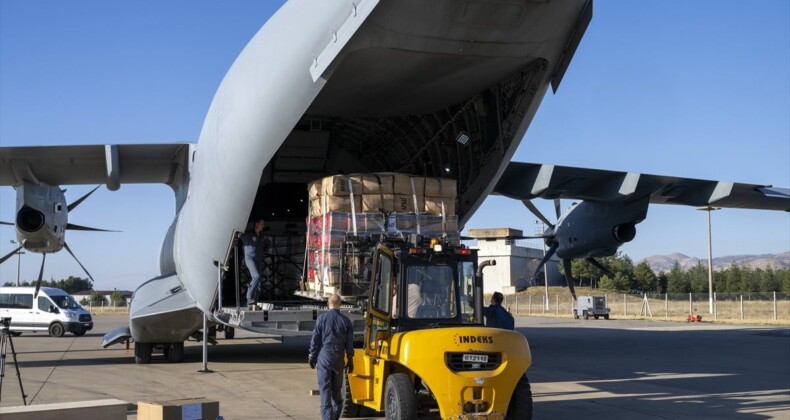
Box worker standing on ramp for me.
[308,294,355,420]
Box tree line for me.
[567,253,790,294]
[1,276,127,305]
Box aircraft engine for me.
[522,197,650,299]
[14,182,68,252]
[1,182,115,296]
[554,200,648,259]
[612,222,637,243]
[16,205,46,233]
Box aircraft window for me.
[0,293,33,309]
[54,203,63,213]
[53,225,59,233]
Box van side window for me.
[38,296,50,311]
[0,293,33,309]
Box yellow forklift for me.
[342,236,533,419]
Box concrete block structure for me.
[468,228,561,295]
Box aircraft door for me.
[364,245,394,358]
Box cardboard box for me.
[138,398,219,420]
[393,174,424,196]
[393,194,424,213]
[362,193,394,213]
[425,197,456,215]
[424,178,457,198]
[321,175,361,196]
[360,174,394,195]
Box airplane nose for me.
[17,206,45,233]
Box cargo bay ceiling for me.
[257,0,592,223]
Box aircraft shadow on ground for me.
[520,325,790,419]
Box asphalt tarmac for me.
[0,315,787,419]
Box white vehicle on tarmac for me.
[0,287,93,337]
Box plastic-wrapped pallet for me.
[304,173,460,296]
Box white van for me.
[0,287,93,337]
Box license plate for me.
[462,354,488,363]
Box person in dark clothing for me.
[483,292,515,330]
[309,294,355,420]
[242,218,266,309]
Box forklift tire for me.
[583,311,590,320]
[506,374,533,420]
[384,373,417,420]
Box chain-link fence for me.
[501,291,790,322]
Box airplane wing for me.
[494,161,790,211]
[0,143,193,190]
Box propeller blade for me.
[586,257,612,276]
[0,245,23,265]
[34,253,46,298]
[67,185,101,212]
[563,258,577,300]
[63,242,95,282]
[522,200,554,229]
[529,243,558,284]
[66,223,119,232]
[0,221,13,226]
[554,199,561,220]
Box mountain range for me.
[643,252,790,273]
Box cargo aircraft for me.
[1,0,787,363]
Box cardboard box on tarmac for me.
[137,398,219,420]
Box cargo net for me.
[304,173,461,299]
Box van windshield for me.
[51,295,81,310]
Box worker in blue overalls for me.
[242,217,266,309]
[308,294,355,420]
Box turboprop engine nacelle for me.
[15,182,68,253]
[553,198,649,259]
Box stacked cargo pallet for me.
[305,173,460,296]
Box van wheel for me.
[165,342,184,363]
[48,322,65,337]
[73,331,86,337]
[573,310,579,319]
[135,342,153,364]
[224,327,235,339]
[384,373,417,420]
[604,314,610,320]
[506,375,533,420]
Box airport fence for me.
[85,301,129,314]
[502,290,790,324]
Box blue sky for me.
[1,1,788,291]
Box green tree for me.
[666,261,689,293]
[89,291,105,305]
[110,290,124,306]
[688,263,709,294]
[633,261,659,293]
[599,272,630,292]
[781,269,790,293]
[58,276,93,294]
